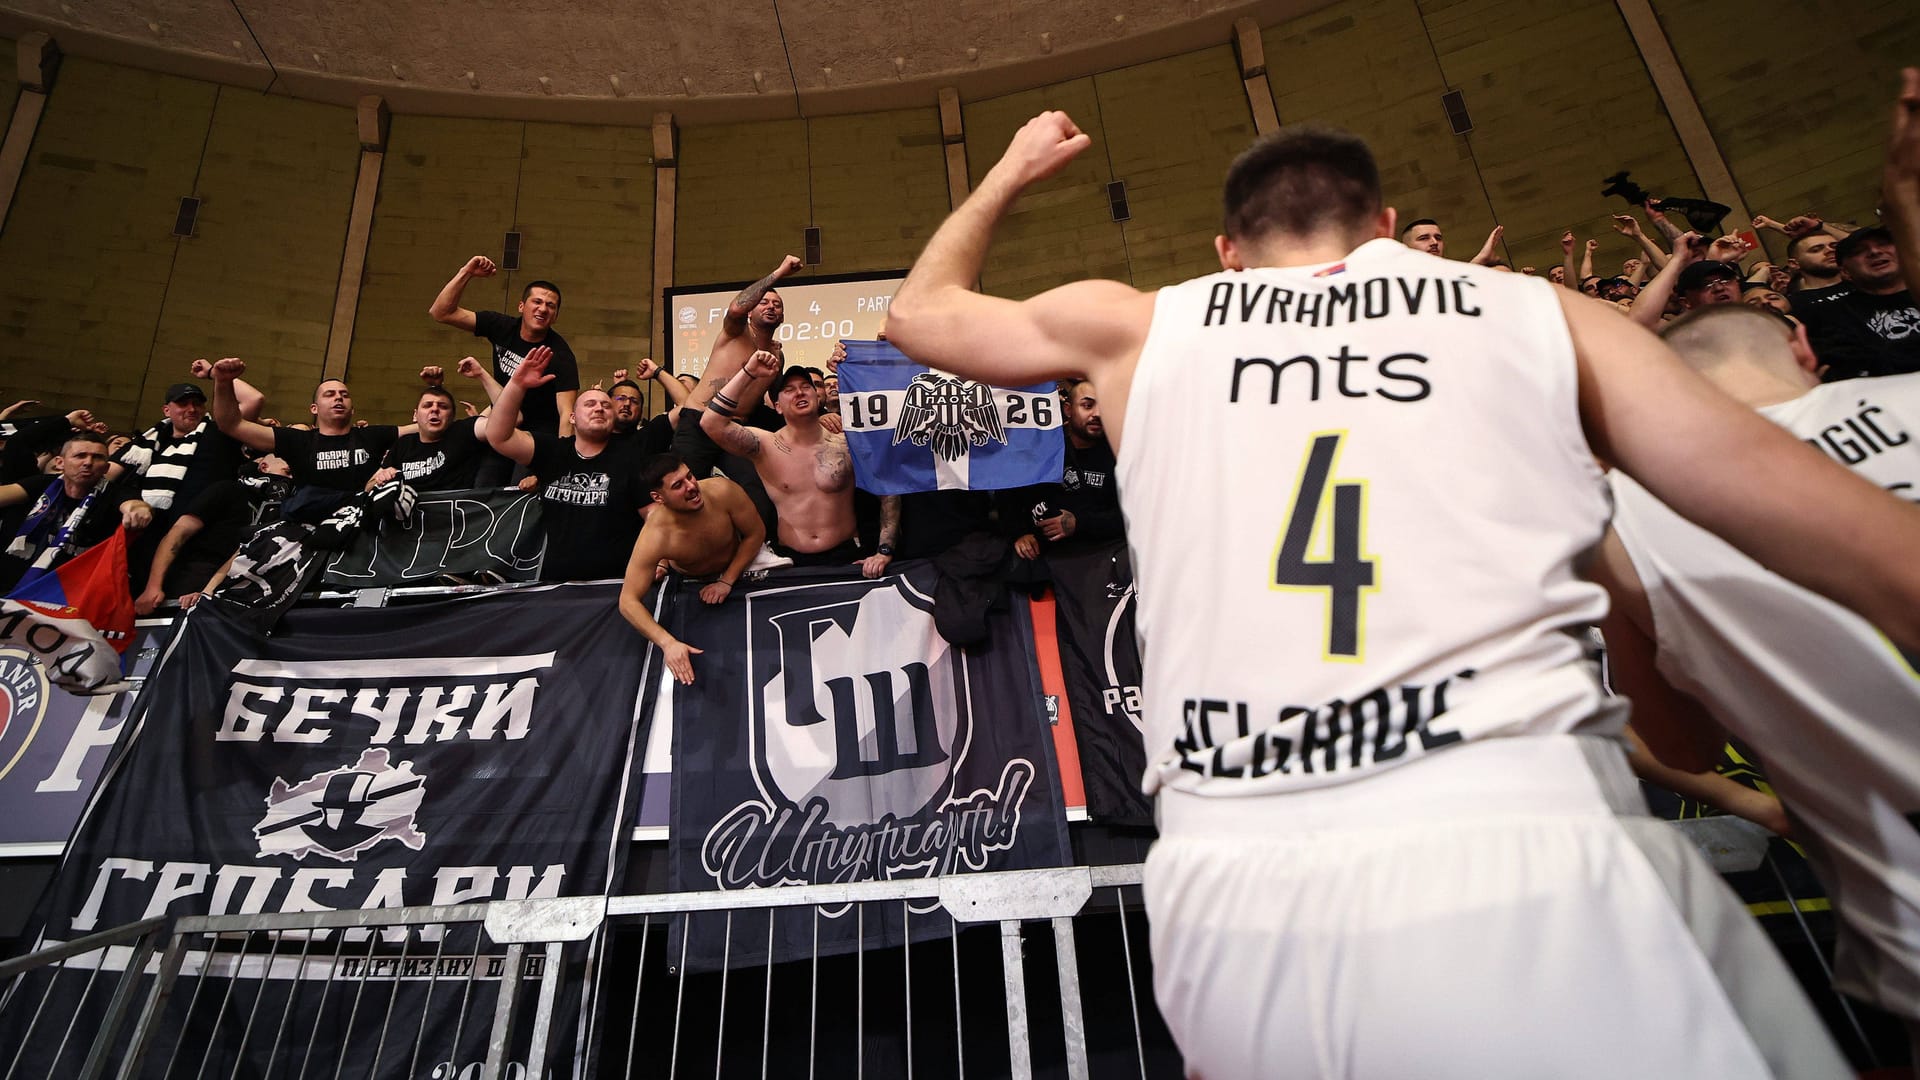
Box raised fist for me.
[456,356,486,380]
[465,255,498,277]
[420,365,445,385]
[189,358,214,379]
[213,357,247,379]
[634,357,660,381]
[745,349,780,379]
[994,111,1093,189]
[777,254,804,277]
[1585,238,1600,254]
[828,341,846,373]
[1610,213,1641,237]
[1559,230,1575,254]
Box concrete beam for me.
[325,96,387,381]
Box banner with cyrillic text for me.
[2,584,647,1078]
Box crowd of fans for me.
[0,178,1912,676]
[0,251,1132,643]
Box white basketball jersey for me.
[1609,373,1920,1019]
[1117,238,1617,799]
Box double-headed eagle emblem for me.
[892,373,1007,462]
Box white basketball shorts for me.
[1143,735,1850,1079]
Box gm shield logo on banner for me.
[701,577,1034,890]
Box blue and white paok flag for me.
[837,340,1065,495]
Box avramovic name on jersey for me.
[1173,669,1476,779]
[1202,275,1482,329]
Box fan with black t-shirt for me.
[1794,285,1920,382]
[476,311,580,434]
[272,424,401,492]
[384,417,491,491]
[528,432,650,580]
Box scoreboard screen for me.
[664,269,905,379]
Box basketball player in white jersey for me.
[888,112,1920,1078]
[1596,302,1920,1051]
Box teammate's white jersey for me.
[1609,373,1920,1019]
[1117,238,1616,798]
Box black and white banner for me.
[666,563,1073,970]
[3,584,647,1077]
[321,486,544,587]
[1048,541,1152,826]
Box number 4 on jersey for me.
[1273,432,1377,660]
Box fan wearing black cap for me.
[701,351,901,575]
[1788,225,1920,382]
[1629,232,1744,329]
[107,359,266,586]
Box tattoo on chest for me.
[816,441,851,488]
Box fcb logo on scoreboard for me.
[0,648,48,782]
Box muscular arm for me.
[698,408,764,459]
[722,256,801,336]
[1623,728,1790,836]
[483,375,538,466]
[618,528,703,684]
[1628,234,1697,330]
[1568,290,1920,652]
[653,365,692,407]
[211,363,277,452]
[429,257,492,333]
[699,363,770,458]
[887,114,1149,402]
[715,480,766,586]
[136,513,206,615]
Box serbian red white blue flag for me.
[837,340,1065,495]
[2,526,135,693]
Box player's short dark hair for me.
[522,280,562,304]
[641,453,689,493]
[417,384,455,408]
[1223,125,1383,244]
[609,379,643,397]
[1400,217,1438,236]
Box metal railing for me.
[0,864,1169,1080]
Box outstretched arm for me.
[722,256,804,337]
[887,112,1151,394]
[429,256,495,332]
[210,359,277,452]
[483,346,553,466]
[189,358,264,420]
[1628,232,1700,329]
[619,528,703,684]
[1568,290,1920,652]
[701,479,766,604]
[136,513,206,615]
[699,350,781,458]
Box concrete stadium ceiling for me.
[0,0,1333,124]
